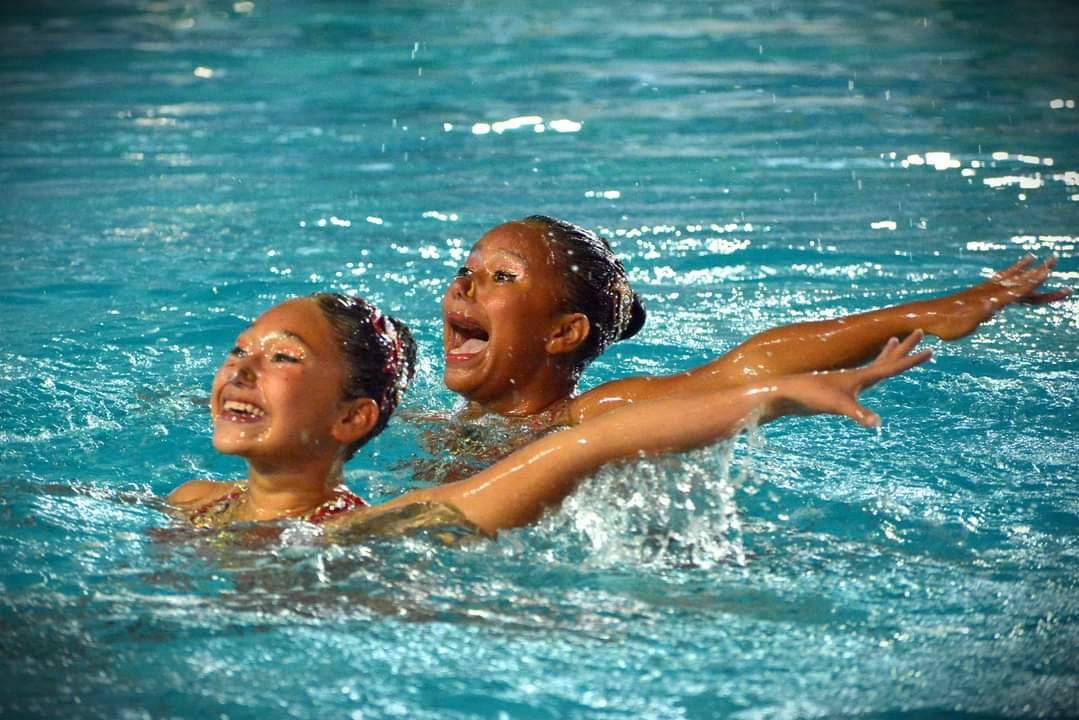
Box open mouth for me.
[446,314,490,357]
[219,398,267,423]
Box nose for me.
[452,274,476,300]
[230,356,257,387]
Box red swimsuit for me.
[188,484,367,528]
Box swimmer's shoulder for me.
[568,377,676,425]
[167,480,242,509]
[566,392,611,425]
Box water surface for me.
[1,1,1077,717]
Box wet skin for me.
[211,299,352,464]
[170,298,380,522]
[441,222,585,416]
[440,233,1071,430]
[174,298,938,534]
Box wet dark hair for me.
[313,293,417,459]
[521,215,646,378]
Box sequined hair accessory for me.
[371,308,408,413]
[610,275,634,342]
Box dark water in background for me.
[1,1,1077,717]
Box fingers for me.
[994,255,1036,281]
[823,389,877,427]
[891,348,933,374]
[873,329,925,366]
[873,336,901,364]
[858,408,881,428]
[987,256,1063,306]
[1026,256,1056,284]
[872,348,932,383]
[1019,287,1073,305]
[895,328,925,357]
[1009,256,1064,299]
[845,401,880,428]
[991,255,1050,289]
[865,344,932,388]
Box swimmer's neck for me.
[452,354,579,421]
[238,459,343,521]
[464,390,574,423]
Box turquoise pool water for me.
[2,1,1077,717]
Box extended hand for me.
[927,256,1071,340]
[777,330,933,427]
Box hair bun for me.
[383,316,417,404]
[521,215,647,377]
[314,292,417,459]
[618,292,646,341]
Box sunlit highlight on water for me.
[470,116,583,135]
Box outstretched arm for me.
[345,333,931,536]
[569,256,1068,423]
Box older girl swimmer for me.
[442,215,1069,430]
[169,293,930,536]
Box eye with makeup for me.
[271,351,302,364]
[264,339,304,365]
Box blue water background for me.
[1,1,1077,717]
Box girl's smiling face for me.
[211,298,351,463]
[441,221,578,413]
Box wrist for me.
[738,380,794,424]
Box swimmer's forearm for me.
[573,257,1064,426]
[707,303,928,379]
[405,385,788,534]
[677,255,1067,388]
[572,297,944,425]
[569,307,916,424]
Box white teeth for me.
[223,400,266,417]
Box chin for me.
[212,438,244,456]
[442,371,473,399]
[446,371,497,407]
[212,429,257,457]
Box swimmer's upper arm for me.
[167,480,237,508]
[569,372,705,424]
[570,340,822,425]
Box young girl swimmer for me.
[442,215,1069,427]
[168,293,930,536]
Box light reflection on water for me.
[2,0,1078,717]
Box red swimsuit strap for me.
[305,488,368,524]
[187,484,366,526]
[189,485,245,520]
